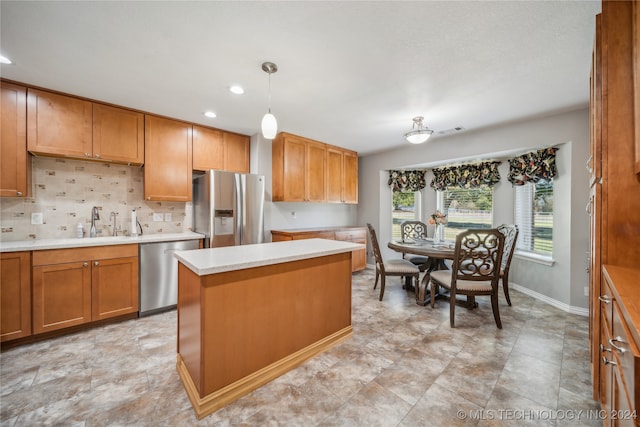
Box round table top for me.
[387,239,455,259]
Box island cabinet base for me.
[176,252,353,419]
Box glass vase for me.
[434,224,444,243]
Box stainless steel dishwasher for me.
[139,240,200,316]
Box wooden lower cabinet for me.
[31,245,139,334]
[1,252,31,342]
[598,266,640,426]
[271,227,366,272]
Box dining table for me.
[387,238,455,306]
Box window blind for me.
[514,180,553,256]
[438,187,493,241]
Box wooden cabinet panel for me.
[273,133,306,202]
[306,141,326,202]
[27,88,92,158]
[1,252,31,342]
[326,147,343,203]
[93,103,144,164]
[144,115,193,201]
[32,261,92,334]
[224,132,250,173]
[193,125,224,171]
[1,82,30,198]
[343,150,358,204]
[92,256,139,320]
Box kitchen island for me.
[174,238,362,419]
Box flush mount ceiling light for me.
[229,85,244,95]
[261,61,278,140]
[404,116,433,144]
[203,111,216,118]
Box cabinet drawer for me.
[612,302,640,410]
[33,244,138,265]
[292,232,335,240]
[335,229,366,242]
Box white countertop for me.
[0,232,204,252]
[175,238,364,276]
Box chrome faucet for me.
[90,206,100,237]
[110,212,118,236]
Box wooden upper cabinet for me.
[1,82,30,197]
[326,145,358,204]
[193,126,250,173]
[589,13,602,187]
[93,103,144,164]
[273,132,357,204]
[193,125,224,171]
[144,115,193,202]
[27,88,92,158]
[224,132,250,173]
[273,133,306,202]
[306,140,326,202]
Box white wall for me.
[251,134,357,242]
[357,108,590,311]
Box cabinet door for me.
[144,115,193,201]
[193,125,224,171]
[1,82,30,197]
[27,88,92,158]
[306,141,326,202]
[224,132,250,173]
[279,135,306,202]
[326,147,343,203]
[343,150,358,204]
[1,252,31,342]
[93,104,144,164]
[32,261,92,334]
[92,256,139,320]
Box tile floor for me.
[1,268,601,426]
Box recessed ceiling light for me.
[229,85,244,95]
[0,55,12,64]
[204,111,216,118]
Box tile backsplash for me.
[0,157,192,241]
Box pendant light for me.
[404,116,433,144]
[261,62,278,139]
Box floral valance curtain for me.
[429,161,501,191]
[388,170,427,193]
[507,147,558,185]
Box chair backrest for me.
[452,228,505,284]
[366,223,384,269]
[497,224,519,272]
[400,221,428,241]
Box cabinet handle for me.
[602,356,617,366]
[586,155,593,173]
[16,191,22,197]
[83,262,88,267]
[94,154,101,159]
[94,261,99,266]
[585,202,591,214]
[599,295,612,304]
[85,153,91,158]
[609,337,627,354]
[600,344,612,353]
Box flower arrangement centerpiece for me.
[428,210,447,242]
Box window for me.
[437,187,493,241]
[391,191,421,239]
[514,180,553,257]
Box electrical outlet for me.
[153,213,164,222]
[164,213,172,222]
[31,212,44,225]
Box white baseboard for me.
[511,283,589,317]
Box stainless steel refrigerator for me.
[193,170,265,248]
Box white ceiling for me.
[0,1,601,156]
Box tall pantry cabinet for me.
[588,1,640,424]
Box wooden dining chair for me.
[367,223,420,301]
[497,224,519,306]
[400,221,429,271]
[429,228,505,328]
